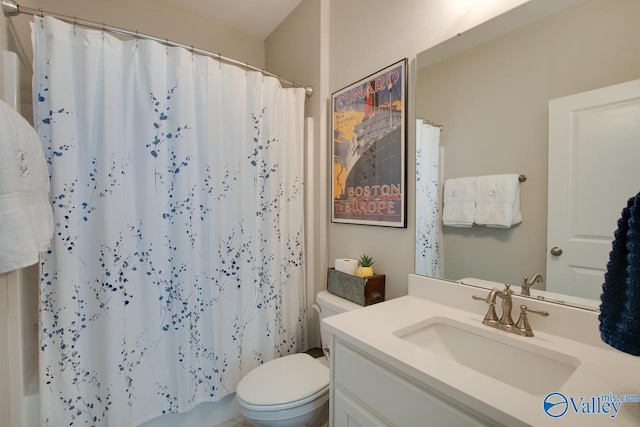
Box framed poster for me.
[331,59,407,227]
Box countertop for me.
[323,293,640,426]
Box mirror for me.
[414,0,640,310]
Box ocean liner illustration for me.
[345,105,402,191]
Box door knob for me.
[550,246,563,256]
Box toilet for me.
[235,290,361,426]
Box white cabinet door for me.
[332,340,495,427]
[547,79,640,299]
[333,389,389,427]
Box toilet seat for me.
[236,353,329,411]
[237,385,329,412]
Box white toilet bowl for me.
[236,353,329,427]
[235,291,361,426]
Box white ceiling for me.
[159,0,303,40]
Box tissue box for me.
[327,268,385,306]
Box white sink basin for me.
[394,317,580,396]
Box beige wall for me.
[12,0,263,61]
[265,0,544,306]
[416,0,640,287]
[327,0,534,299]
[9,0,265,113]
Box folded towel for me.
[442,177,476,227]
[0,99,54,274]
[475,174,522,228]
[599,192,640,356]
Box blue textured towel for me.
[599,192,640,356]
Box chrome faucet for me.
[472,284,549,337]
[521,274,543,296]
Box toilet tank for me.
[315,290,362,356]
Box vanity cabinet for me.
[330,338,497,427]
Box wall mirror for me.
[415,0,640,310]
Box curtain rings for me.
[39,8,44,28]
[72,15,77,36]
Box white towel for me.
[475,174,522,228]
[0,99,54,274]
[443,176,477,227]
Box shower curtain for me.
[415,120,442,277]
[33,16,306,426]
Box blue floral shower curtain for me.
[415,120,441,277]
[33,16,306,426]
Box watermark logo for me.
[543,392,640,419]
[543,392,568,418]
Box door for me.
[547,79,640,300]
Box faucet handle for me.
[525,306,549,317]
[472,293,499,323]
[515,305,549,337]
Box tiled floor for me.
[217,414,329,427]
[215,416,253,427]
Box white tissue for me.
[335,258,358,275]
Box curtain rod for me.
[418,117,444,132]
[1,0,314,97]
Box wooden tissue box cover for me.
[327,268,385,306]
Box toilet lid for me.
[236,353,329,407]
